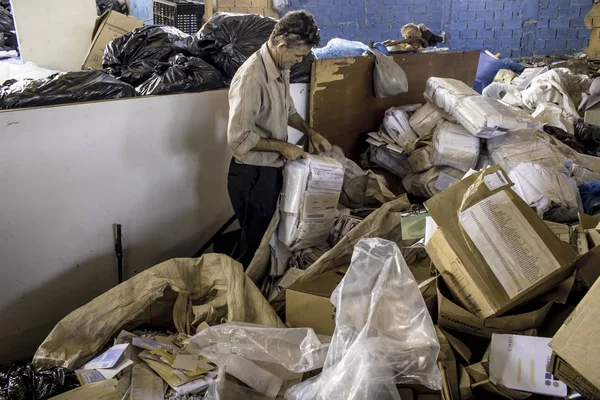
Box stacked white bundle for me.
[409,102,445,137]
[431,121,480,172]
[408,146,433,174]
[509,163,583,223]
[453,96,541,139]
[410,166,464,198]
[278,155,344,251]
[381,107,419,152]
[424,77,478,115]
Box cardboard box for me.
[82,11,144,70]
[424,166,578,318]
[285,268,345,335]
[549,274,600,399]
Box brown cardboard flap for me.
[579,212,600,229]
[436,327,460,400]
[576,245,600,288]
[458,365,473,400]
[471,379,531,400]
[464,363,488,383]
[287,267,346,297]
[439,328,471,363]
[549,354,600,400]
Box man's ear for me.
[276,42,287,52]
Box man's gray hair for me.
[269,10,321,48]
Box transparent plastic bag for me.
[186,322,329,400]
[370,49,408,99]
[286,239,442,400]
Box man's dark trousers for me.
[227,158,283,269]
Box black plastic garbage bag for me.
[0,7,14,33]
[290,51,315,83]
[191,12,277,78]
[575,122,600,156]
[103,26,192,86]
[543,125,585,154]
[0,70,136,110]
[136,54,226,96]
[96,0,129,16]
[0,363,79,400]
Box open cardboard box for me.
[425,166,579,319]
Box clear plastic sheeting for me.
[278,155,344,251]
[186,323,329,399]
[408,145,433,174]
[370,48,408,99]
[286,239,441,400]
[423,77,478,115]
[409,102,445,137]
[382,107,419,153]
[431,121,480,172]
[531,102,575,135]
[453,96,541,139]
[508,162,583,223]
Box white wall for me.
[11,0,97,71]
[0,84,308,364]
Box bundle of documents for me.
[431,121,480,173]
[408,145,433,174]
[287,242,331,271]
[278,155,344,251]
[453,96,540,139]
[369,144,411,178]
[409,166,464,198]
[329,214,363,247]
[409,102,445,137]
[423,77,479,115]
[508,162,583,223]
[381,107,419,152]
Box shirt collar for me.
[260,43,282,82]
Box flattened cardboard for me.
[550,270,600,398]
[458,365,473,400]
[425,166,577,318]
[436,327,460,400]
[436,281,553,339]
[285,268,345,335]
[549,354,600,400]
[82,11,144,70]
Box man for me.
[227,11,331,269]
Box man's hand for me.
[280,142,307,161]
[309,130,332,153]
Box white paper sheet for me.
[84,344,129,370]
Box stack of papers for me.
[410,166,464,198]
[369,144,411,178]
[409,102,445,137]
[278,155,344,251]
[431,121,480,173]
[424,77,479,115]
[287,242,331,271]
[381,107,418,152]
[408,145,433,174]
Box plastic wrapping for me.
[0,70,135,110]
[423,77,478,115]
[369,144,411,178]
[96,0,129,16]
[313,38,368,60]
[0,6,14,32]
[278,155,344,251]
[289,51,316,84]
[568,163,600,185]
[431,121,480,172]
[410,166,464,198]
[103,26,192,86]
[543,125,584,154]
[286,239,442,400]
[532,102,575,134]
[575,121,600,155]
[135,54,225,96]
[409,102,444,137]
[508,162,583,222]
[482,82,520,100]
[408,145,433,174]
[0,363,79,400]
[453,96,542,139]
[187,322,329,399]
[370,48,408,99]
[382,107,419,152]
[191,13,276,79]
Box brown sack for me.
[33,254,283,369]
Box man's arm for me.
[253,138,306,161]
[288,113,332,153]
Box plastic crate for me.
[153,0,205,35]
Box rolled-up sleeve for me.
[228,75,262,159]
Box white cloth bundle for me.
[453,96,541,139]
[409,102,445,137]
[382,107,419,152]
[408,145,433,174]
[431,121,480,172]
[509,163,583,223]
[279,155,344,251]
[424,77,478,115]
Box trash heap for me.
[0,12,316,110]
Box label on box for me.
[459,191,563,299]
[483,170,510,191]
[303,193,339,216]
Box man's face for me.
[276,43,312,70]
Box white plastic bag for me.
[431,121,480,172]
[370,49,408,99]
[286,239,441,400]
